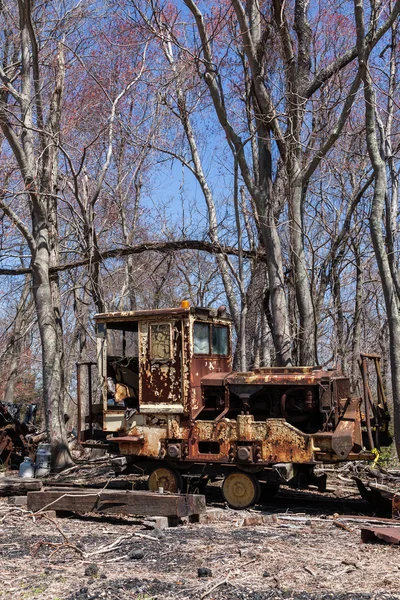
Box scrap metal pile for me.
[0,402,39,467]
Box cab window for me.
[212,325,228,355]
[194,322,210,354]
[194,322,229,356]
[150,323,172,360]
[106,324,138,357]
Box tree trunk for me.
[355,0,400,457]
[244,262,268,369]
[31,218,72,469]
[3,276,32,403]
[351,239,363,391]
[255,195,291,366]
[332,262,346,373]
[0,4,72,469]
[289,170,315,365]
[256,129,292,367]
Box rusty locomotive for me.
[78,303,390,509]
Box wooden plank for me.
[27,488,206,518]
[0,478,42,496]
[185,491,206,516]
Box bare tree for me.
[354,0,400,456]
[0,2,76,468]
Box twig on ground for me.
[134,532,161,542]
[200,571,231,599]
[85,535,133,558]
[33,513,85,558]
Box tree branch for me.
[0,239,264,276]
[232,0,287,158]
[306,1,400,98]
[0,197,35,252]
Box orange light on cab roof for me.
[181,300,190,309]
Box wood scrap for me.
[333,520,352,532]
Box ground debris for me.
[84,563,99,577]
[128,548,144,560]
[1,468,400,600]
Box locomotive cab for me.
[95,304,232,432]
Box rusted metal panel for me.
[253,367,317,374]
[361,527,400,544]
[225,368,345,387]
[332,377,351,401]
[111,435,144,443]
[140,320,183,411]
[200,373,230,386]
[331,398,361,459]
[262,419,313,463]
[117,424,168,457]
[190,357,230,418]
[187,415,314,464]
[182,321,192,414]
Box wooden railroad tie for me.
[0,477,42,496]
[27,487,206,519]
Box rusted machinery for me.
[0,402,38,467]
[78,303,391,509]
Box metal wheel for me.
[148,466,183,493]
[222,471,261,509]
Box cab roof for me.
[94,306,232,323]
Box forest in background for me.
[1,0,400,466]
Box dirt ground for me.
[1,473,400,600]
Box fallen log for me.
[0,478,42,496]
[27,487,206,518]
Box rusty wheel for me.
[148,467,183,493]
[222,471,261,509]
